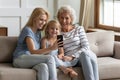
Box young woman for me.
[41,20,78,77]
[13,7,58,80]
[56,5,99,80]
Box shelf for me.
[0,27,7,36]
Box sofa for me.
[0,31,120,80]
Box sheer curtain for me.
[79,0,93,31]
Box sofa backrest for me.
[0,36,17,63]
[87,31,114,57]
[0,31,115,63]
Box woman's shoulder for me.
[22,26,31,32]
[74,24,84,29]
[74,24,84,31]
[19,26,34,38]
[20,27,30,35]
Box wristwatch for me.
[72,55,75,58]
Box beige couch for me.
[0,31,120,80]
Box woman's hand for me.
[57,39,64,48]
[58,54,64,60]
[63,56,74,61]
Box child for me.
[41,20,78,77]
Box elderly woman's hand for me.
[58,54,64,60]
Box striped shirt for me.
[61,25,90,58]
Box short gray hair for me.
[57,5,76,24]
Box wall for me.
[0,0,54,36]
[0,0,94,36]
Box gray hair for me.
[57,5,76,24]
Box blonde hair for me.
[45,20,61,38]
[25,7,49,28]
[57,5,76,24]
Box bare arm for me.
[26,37,57,54]
[58,47,64,59]
[41,37,47,49]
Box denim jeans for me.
[13,54,57,80]
[78,50,99,80]
[53,55,78,67]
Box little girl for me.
[41,20,78,77]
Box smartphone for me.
[57,35,63,42]
[57,35,63,47]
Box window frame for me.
[94,0,120,32]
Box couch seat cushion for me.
[98,57,120,79]
[0,63,36,80]
[0,37,17,63]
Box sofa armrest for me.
[114,41,120,59]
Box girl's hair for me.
[45,20,61,38]
[25,7,49,28]
[56,5,76,24]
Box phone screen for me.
[57,35,63,47]
[57,35,63,42]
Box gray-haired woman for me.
[56,5,99,80]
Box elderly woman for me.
[56,5,99,80]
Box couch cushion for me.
[0,63,36,80]
[87,31,114,57]
[98,57,120,79]
[0,36,17,63]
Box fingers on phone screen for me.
[57,35,63,47]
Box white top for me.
[61,25,90,58]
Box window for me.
[95,0,120,32]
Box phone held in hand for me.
[57,35,63,47]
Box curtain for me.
[79,0,93,31]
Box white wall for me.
[0,0,94,36]
[0,0,54,36]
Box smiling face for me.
[57,6,77,32]
[34,14,47,30]
[48,24,60,38]
[45,20,61,38]
[58,12,72,30]
[26,8,49,31]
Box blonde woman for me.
[13,8,58,80]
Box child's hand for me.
[63,56,73,61]
[51,40,58,50]
[58,54,64,60]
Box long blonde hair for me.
[45,20,61,38]
[25,7,49,28]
